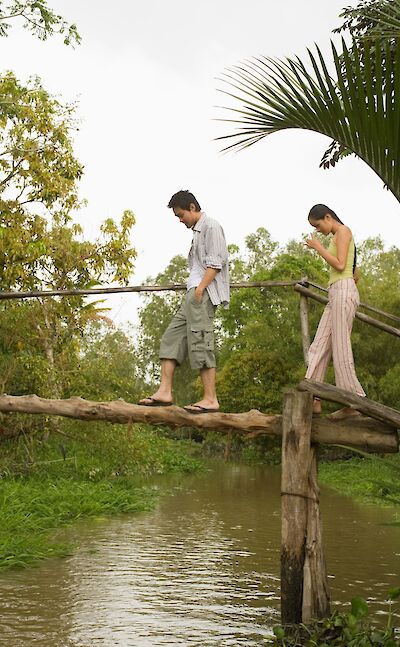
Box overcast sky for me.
[1,0,399,327]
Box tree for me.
[0,73,137,402]
[218,4,400,201]
[0,73,137,288]
[0,205,137,400]
[0,0,80,45]
[335,0,400,41]
[73,320,145,403]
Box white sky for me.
[1,0,399,327]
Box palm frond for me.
[217,38,400,202]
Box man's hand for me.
[194,286,204,303]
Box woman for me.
[305,204,365,418]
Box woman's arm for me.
[305,226,351,271]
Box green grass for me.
[0,420,202,570]
[319,452,400,513]
[0,478,156,569]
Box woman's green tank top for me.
[327,236,355,285]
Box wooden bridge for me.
[0,278,399,626]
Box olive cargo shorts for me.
[159,288,217,369]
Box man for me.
[139,189,229,413]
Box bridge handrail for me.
[295,283,400,338]
[302,279,400,324]
[0,279,398,336]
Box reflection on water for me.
[0,464,399,646]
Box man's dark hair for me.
[167,190,201,211]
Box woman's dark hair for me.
[308,203,357,273]
[167,190,201,211]
[308,203,344,224]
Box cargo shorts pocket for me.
[190,326,214,352]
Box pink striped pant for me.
[305,278,365,396]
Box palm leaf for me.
[217,37,400,202]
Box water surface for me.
[1,464,399,646]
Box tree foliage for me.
[0,73,137,407]
[335,0,400,41]
[0,0,80,45]
[73,320,145,403]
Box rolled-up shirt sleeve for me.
[204,224,228,269]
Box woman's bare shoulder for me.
[337,224,352,238]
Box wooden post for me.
[281,390,330,625]
[302,445,330,622]
[281,390,313,624]
[299,294,310,365]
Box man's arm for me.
[194,222,228,302]
[194,267,219,302]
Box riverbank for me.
[0,420,202,570]
[319,452,400,512]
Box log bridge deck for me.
[0,380,398,453]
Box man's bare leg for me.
[138,359,176,405]
[184,367,219,412]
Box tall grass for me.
[320,452,400,515]
[0,420,202,570]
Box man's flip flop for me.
[183,404,220,414]
[138,397,173,407]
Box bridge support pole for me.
[280,390,330,625]
[299,294,310,365]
